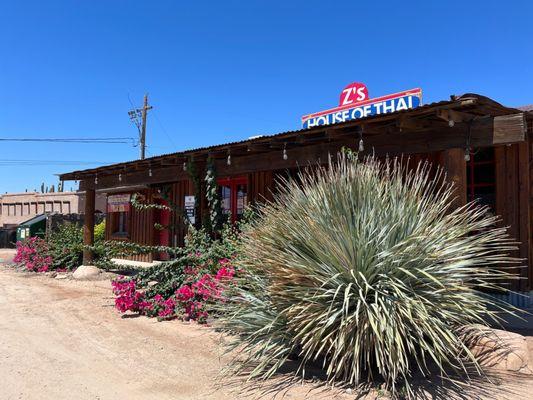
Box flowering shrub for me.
[112,279,144,313]
[13,237,53,272]
[109,208,251,322]
[111,257,236,322]
[13,221,109,273]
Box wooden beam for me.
[435,109,476,124]
[395,116,431,131]
[493,113,526,144]
[82,188,95,265]
[437,149,467,209]
[81,166,189,190]
[77,114,526,189]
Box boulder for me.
[461,324,531,374]
[72,265,101,280]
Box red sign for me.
[338,82,369,107]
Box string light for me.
[283,143,288,160]
[465,122,472,162]
[94,175,98,185]
[183,162,187,171]
[227,153,231,166]
[118,173,122,182]
[149,168,153,177]
[358,127,364,152]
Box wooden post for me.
[83,187,95,265]
[517,142,530,291]
[437,148,467,209]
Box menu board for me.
[184,195,196,224]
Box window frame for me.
[110,210,130,239]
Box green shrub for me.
[94,220,106,242]
[216,154,519,397]
[46,221,107,271]
[47,223,84,270]
[125,214,253,299]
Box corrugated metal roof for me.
[60,93,521,180]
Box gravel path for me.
[0,259,532,400]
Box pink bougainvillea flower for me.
[13,238,52,273]
[176,285,194,302]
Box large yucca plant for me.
[216,153,520,397]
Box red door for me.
[218,176,248,223]
[154,199,171,260]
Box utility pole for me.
[139,94,152,159]
[128,93,153,160]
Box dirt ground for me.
[1,248,533,400]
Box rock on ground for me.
[72,265,101,280]
[462,324,531,374]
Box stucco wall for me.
[0,191,106,227]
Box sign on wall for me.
[184,195,196,224]
[302,84,422,129]
[107,194,131,213]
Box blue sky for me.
[1,1,532,193]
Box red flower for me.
[176,285,194,302]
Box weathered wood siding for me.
[495,143,531,291]
[169,180,195,248]
[105,189,155,263]
[248,171,274,204]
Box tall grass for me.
[216,153,520,397]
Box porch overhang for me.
[59,93,529,191]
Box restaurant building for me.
[60,87,533,304]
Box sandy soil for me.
[1,251,532,400]
[0,263,354,400]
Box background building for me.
[0,191,106,228]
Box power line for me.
[0,137,136,145]
[0,159,114,166]
[152,108,178,148]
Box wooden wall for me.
[248,171,274,204]
[431,145,531,292]
[104,134,532,291]
[495,143,531,291]
[105,189,155,263]
[129,189,155,262]
[169,180,195,248]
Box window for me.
[466,147,496,210]
[218,176,248,222]
[111,211,129,237]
